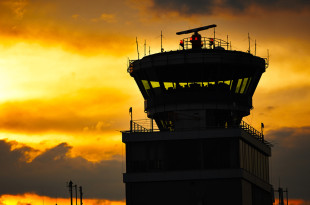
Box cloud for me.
[250,85,310,129]
[267,127,310,200]
[92,13,117,23]
[0,87,130,134]
[0,0,136,56]
[147,0,310,16]
[0,140,124,199]
[9,0,28,20]
[0,0,28,20]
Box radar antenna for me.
[176,24,217,49]
[176,24,217,35]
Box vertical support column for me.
[69,181,73,205]
[79,186,83,205]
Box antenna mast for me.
[255,39,257,55]
[144,40,146,56]
[79,186,83,205]
[248,33,251,53]
[75,185,78,205]
[136,37,139,59]
[227,35,229,50]
[161,31,163,52]
[214,27,216,46]
[68,181,73,205]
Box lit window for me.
[224,80,231,86]
[244,78,252,93]
[179,82,188,88]
[164,82,174,90]
[230,80,234,90]
[240,78,248,94]
[142,80,151,90]
[235,79,243,93]
[142,80,151,96]
[150,81,160,88]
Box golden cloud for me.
[0,87,131,134]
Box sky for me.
[0,0,310,204]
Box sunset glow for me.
[0,0,310,204]
[0,194,125,205]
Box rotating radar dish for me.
[176,24,217,35]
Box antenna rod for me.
[79,186,83,205]
[136,37,139,60]
[69,181,73,205]
[227,35,229,50]
[248,33,251,53]
[129,107,133,132]
[144,40,146,56]
[75,185,77,205]
[286,188,288,205]
[161,31,163,52]
[255,39,257,55]
[213,28,216,46]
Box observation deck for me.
[128,42,267,131]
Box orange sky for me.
[0,0,310,204]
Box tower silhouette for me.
[123,25,272,205]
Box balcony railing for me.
[125,119,271,146]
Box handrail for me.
[180,37,230,50]
[126,119,270,146]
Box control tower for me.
[122,25,272,205]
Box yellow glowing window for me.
[150,81,160,88]
[244,78,252,93]
[235,79,243,93]
[240,78,248,94]
[164,82,174,90]
[203,82,208,87]
[179,82,187,88]
[224,80,231,86]
[230,80,234,90]
[209,82,215,85]
[142,80,150,90]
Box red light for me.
[190,37,192,41]
[195,37,198,40]
[210,38,214,42]
[180,40,184,48]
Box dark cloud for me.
[150,0,310,15]
[0,140,124,200]
[267,127,310,200]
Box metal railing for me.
[129,119,159,132]
[126,119,271,145]
[240,120,263,140]
[131,121,150,132]
[180,37,230,50]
